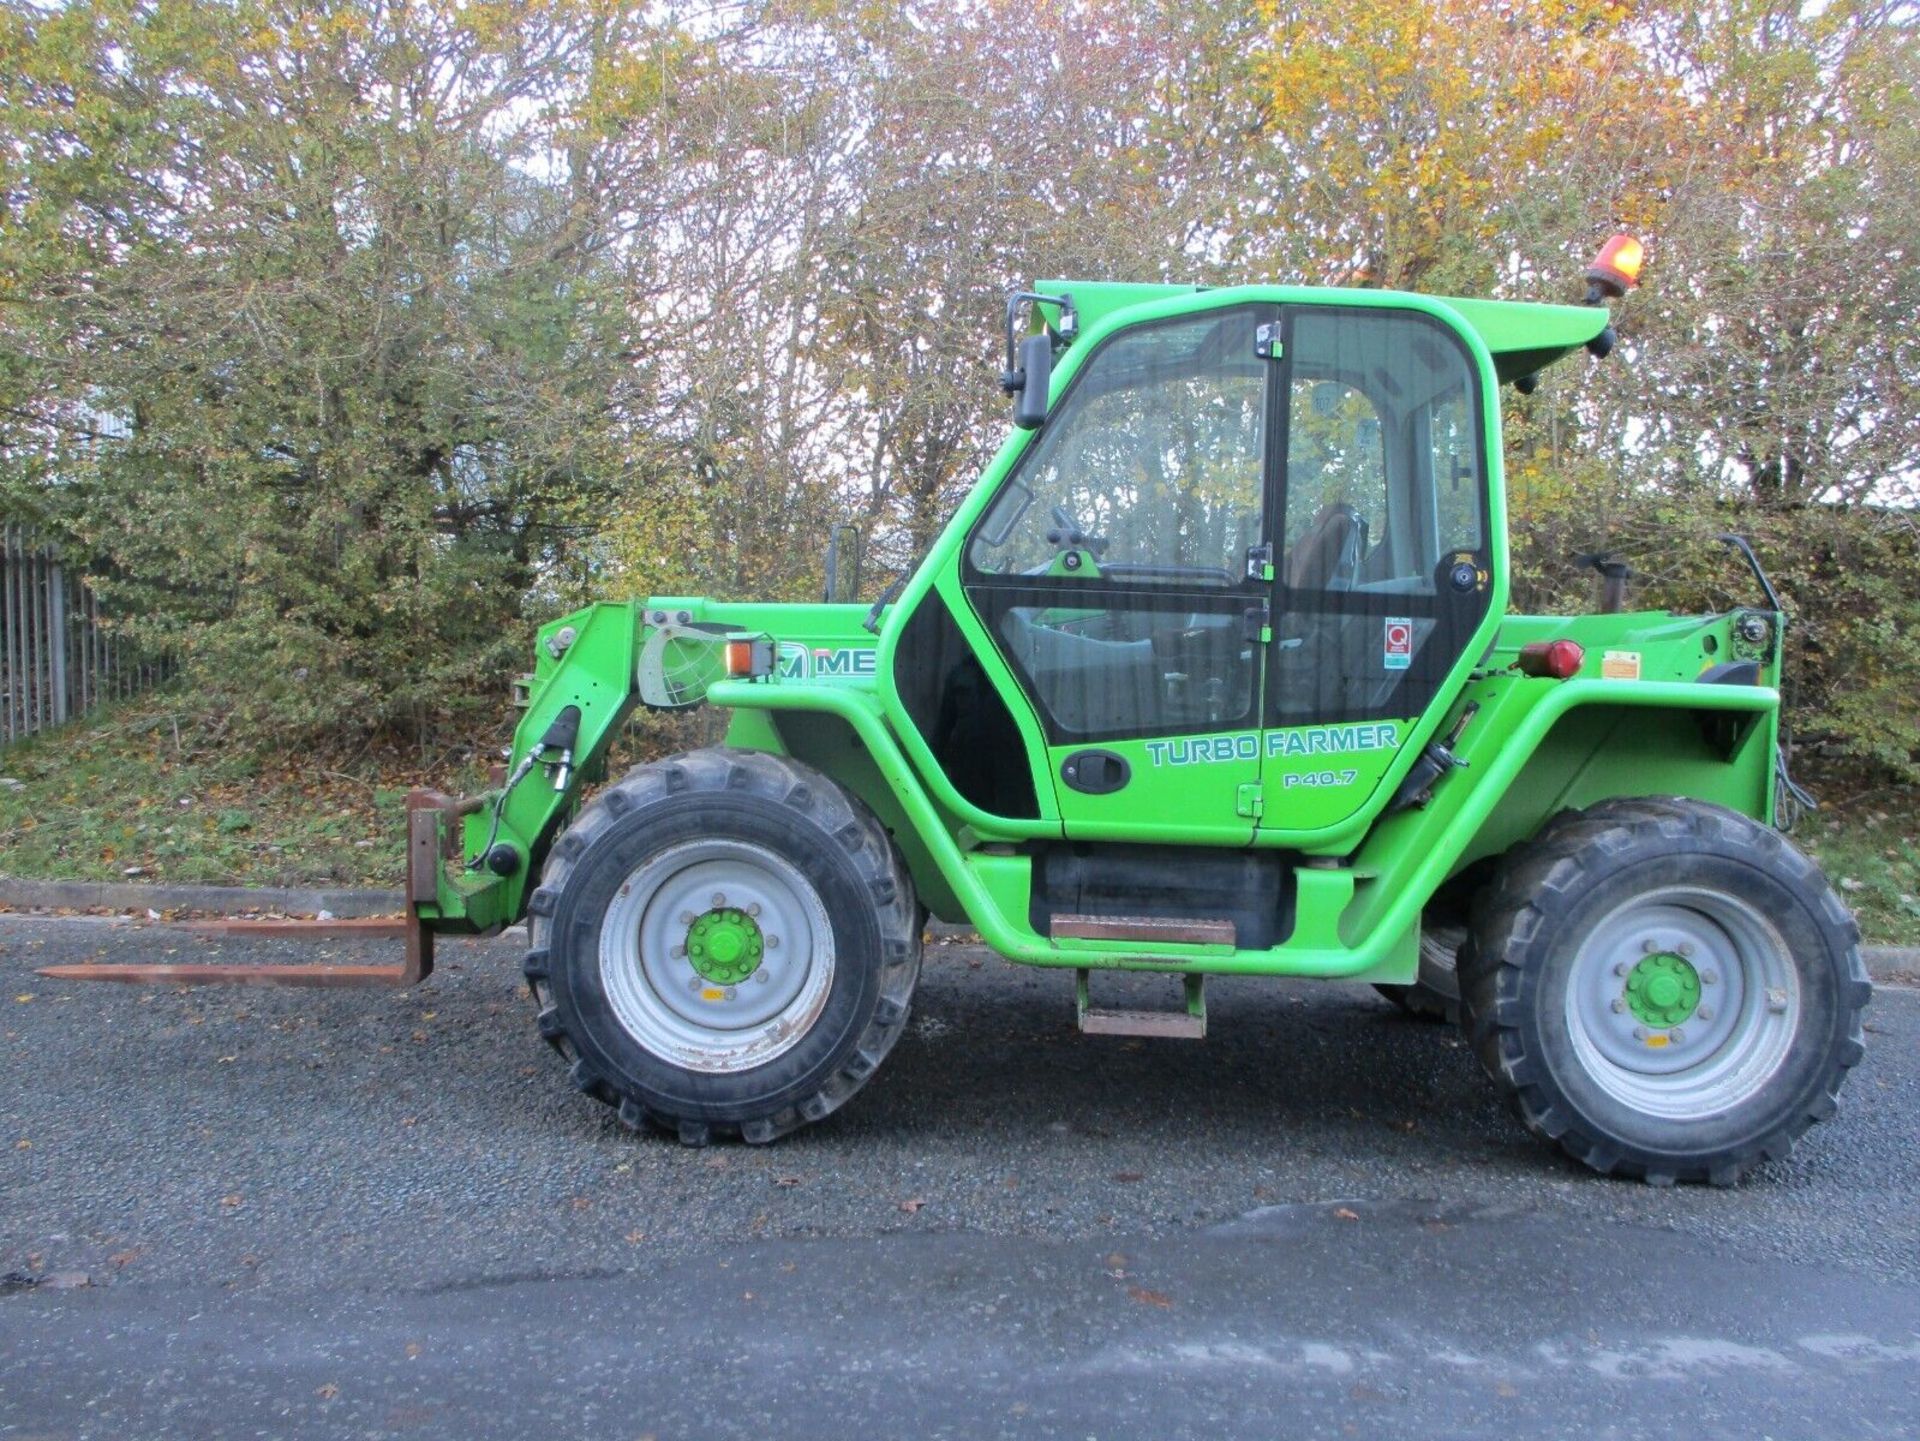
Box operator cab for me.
[943,292,1497,845]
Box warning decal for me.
[1384,616,1414,671]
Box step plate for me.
[1078,1006,1207,1041]
[1049,914,1237,946]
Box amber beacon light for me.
[1584,233,1645,304]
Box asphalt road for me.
[2,913,1917,1439]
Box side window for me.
[1271,308,1489,729]
[969,310,1268,587]
[1281,309,1483,595]
[1426,391,1482,557]
[964,307,1272,744]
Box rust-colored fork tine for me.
[35,788,450,989]
[178,916,408,939]
[36,961,416,987]
[35,910,436,988]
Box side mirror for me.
[1013,333,1052,430]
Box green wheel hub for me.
[684,907,764,986]
[1624,952,1701,1029]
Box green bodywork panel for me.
[419,276,1785,993]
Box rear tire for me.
[524,748,920,1144]
[1457,797,1869,1185]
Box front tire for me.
[524,748,921,1144]
[1458,797,1870,1185]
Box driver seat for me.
[1285,502,1367,592]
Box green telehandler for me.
[51,236,1869,1184]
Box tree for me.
[0,0,693,742]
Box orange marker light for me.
[724,637,775,678]
[1585,234,1645,300]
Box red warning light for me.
[1517,639,1586,679]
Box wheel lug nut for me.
[1611,999,1626,1013]
[1696,1005,1712,1021]
[766,935,779,949]
[1702,970,1718,985]
[1641,938,1659,953]
[724,987,737,1001]
[747,902,761,917]
[680,912,696,926]
[1633,1026,1648,1040]
[1614,962,1630,977]
[1670,1028,1685,1044]
[671,944,686,959]
[712,892,727,907]
[1767,988,1788,1013]
[755,970,770,984]
[688,977,703,993]
[1678,942,1694,957]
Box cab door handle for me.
[1061,749,1131,795]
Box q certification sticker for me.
[1384,617,1414,671]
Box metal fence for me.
[1,524,166,745]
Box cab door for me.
[961,304,1276,843]
[1261,304,1496,837]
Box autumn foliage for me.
[0,0,1915,778]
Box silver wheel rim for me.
[1565,885,1799,1119]
[598,840,834,1074]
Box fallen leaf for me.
[774,1175,802,1188]
[315,1383,340,1401]
[220,1193,242,1209]
[1127,1286,1173,1309]
[624,1230,647,1245]
[1333,1207,1359,1221]
[898,1197,926,1213]
[1111,1171,1144,1183]
[404,1342,423,1359]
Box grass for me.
[1796,794,1920,950]
[0,694,488,892]
[3,696,1916,947]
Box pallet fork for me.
[34,790,467,989]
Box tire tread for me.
[523,746,921,1144]
[1457,795,1869,1185]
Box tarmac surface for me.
[2,912,1916,1439]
